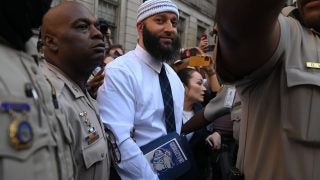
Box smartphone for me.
[189,48,199,56]
[201,33,208,40]
[180,47,199,60]
[92,66,103,76]
[188,55,211,67]
[206,138,213,147]
[204,45,215,53]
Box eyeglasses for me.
[105,128,121,164]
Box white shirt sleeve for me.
[116,139,159,180]
[97,66,158,180]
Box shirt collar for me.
[134,44,163,74]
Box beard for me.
[142,25,181,63]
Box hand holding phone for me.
[204,45,215,53]
[92,66,102,76]
[201,33,208,40]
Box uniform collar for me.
[46,62,85,99]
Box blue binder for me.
[140,132,192,179]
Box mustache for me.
[159,34,176,39]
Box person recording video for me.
[198,25,217,54]
[97,18,113,49]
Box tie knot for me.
[160,65,166,75]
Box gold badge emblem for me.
[1,101,32,150]
[9,120,33,150]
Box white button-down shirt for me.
[97,44,184,180]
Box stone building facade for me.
[51,0,217,51]
[50,0,296,51]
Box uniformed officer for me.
[41,2,110,180]
[0,0,75,180]
[216,0,320,179]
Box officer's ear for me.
[43,34,58,52]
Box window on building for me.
[177,17,186,47]
[98,0,120,44]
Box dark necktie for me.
[159,65,176,132]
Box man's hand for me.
[198,34,209,52]
[201,57,216,77]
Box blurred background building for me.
[50,0,296,52]
[51,0,217,51]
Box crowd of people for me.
[1,0,320,180]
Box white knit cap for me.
[137,0,179,23]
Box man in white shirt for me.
[97,0,184,179]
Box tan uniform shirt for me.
[204,85,236,121]
[230,92,241,143]
[43,63,110,180]
[218,15,320,180]
[204,85,240,139]
[0,40,75,180]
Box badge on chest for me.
[1,101,33,150]
[79,111,100,145]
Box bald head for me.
[42,2,91,40]
[41,1,104,86]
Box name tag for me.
[224,87,236,108]
[306,62,320,69]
